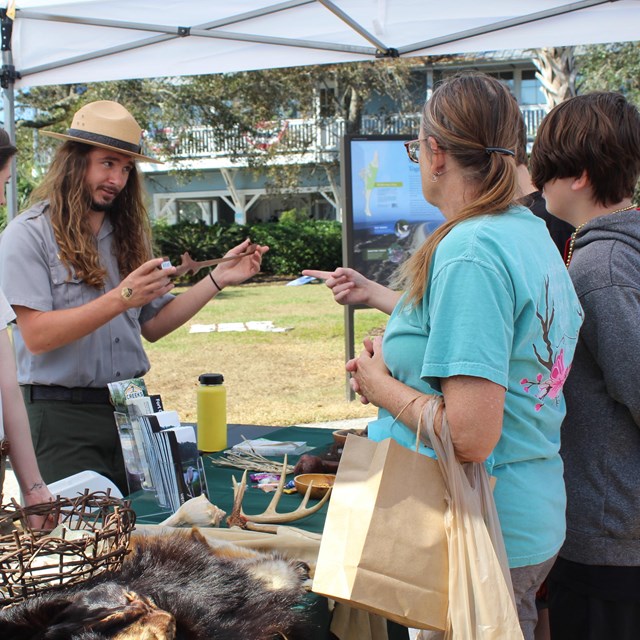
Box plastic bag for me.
[420,397,524,640]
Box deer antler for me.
[173,248,257,278]
[226,456,332,531]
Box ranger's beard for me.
[90,199,114,212]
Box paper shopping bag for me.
[313,433,448,630]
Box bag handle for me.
[388,393,430,453]
[387,394,456,460]
[421,396,453,461]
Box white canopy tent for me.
[2,0,640,217]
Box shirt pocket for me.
[50,260,85,309]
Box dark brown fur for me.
[0,529,311,639]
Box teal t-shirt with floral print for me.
[368,205,583,568]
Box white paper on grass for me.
[286,275,316,286]
[189,321,292,333]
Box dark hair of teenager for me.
[396,73,521,306]
[0,128,17,171]
[515,112,529,168]
[29,141,153,288]
[530,92,640,207]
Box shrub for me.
[278,208,309,225]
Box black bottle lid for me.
[199,373,224,385]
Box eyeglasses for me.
[403,139,422,164]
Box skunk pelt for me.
[0,528,311,639]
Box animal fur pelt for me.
[0,528,312,639]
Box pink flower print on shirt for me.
[520,276,576,411]
[547,350,571,399]
[521,349,572,410]
[520,372,544,393]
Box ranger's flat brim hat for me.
[41,100,162,164]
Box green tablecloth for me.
[129,426,409,640]
[132,426,335,529]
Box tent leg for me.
[1,8,18,221]
[2,85,17,220]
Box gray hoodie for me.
[560,208,640,566]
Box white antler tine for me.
[247,482,332,525]
[260,456,288,516]
[232,470,249,499]
[298,484,332,514]
[226,470,251,528]
[298,480,314,509]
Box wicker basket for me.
[0,491,136,607]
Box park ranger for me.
[0,101,267,493]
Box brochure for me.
[109,379,209,512]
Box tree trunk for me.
[344,86,363,135]
[531,47,578,111]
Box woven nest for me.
[0,490,136,607]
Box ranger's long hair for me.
[396,73,521,306]
[29,141,153,288]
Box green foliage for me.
[251,219,342,275]
[14,59,416,187]
[578,42,640,106]
[17,173,36,210]
[152,219,342,280]
[0,173,37,231]
[278,208,309,225]
[152,220,249,279]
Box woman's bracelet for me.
[209,272,222,292]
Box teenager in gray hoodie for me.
[530,92,640,640]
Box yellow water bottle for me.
[196,373,227,452]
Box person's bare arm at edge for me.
[351,335,505,463]
[142,239,269,342]
[14,257,175,355]
[302,267,402,315]
[0,330,56,527]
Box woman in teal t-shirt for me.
[305,74,583,640]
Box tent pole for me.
[1,8,17,221]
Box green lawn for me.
[143,281,387,426]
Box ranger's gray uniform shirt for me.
[0,202,173,388]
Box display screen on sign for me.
[342,134,445,286]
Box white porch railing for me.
[148,107,546,161]
[520,105,547,138]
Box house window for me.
[176,199,217,224]
[520,69,545,105]
[319,87,336,117]
[488,71,515,93]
